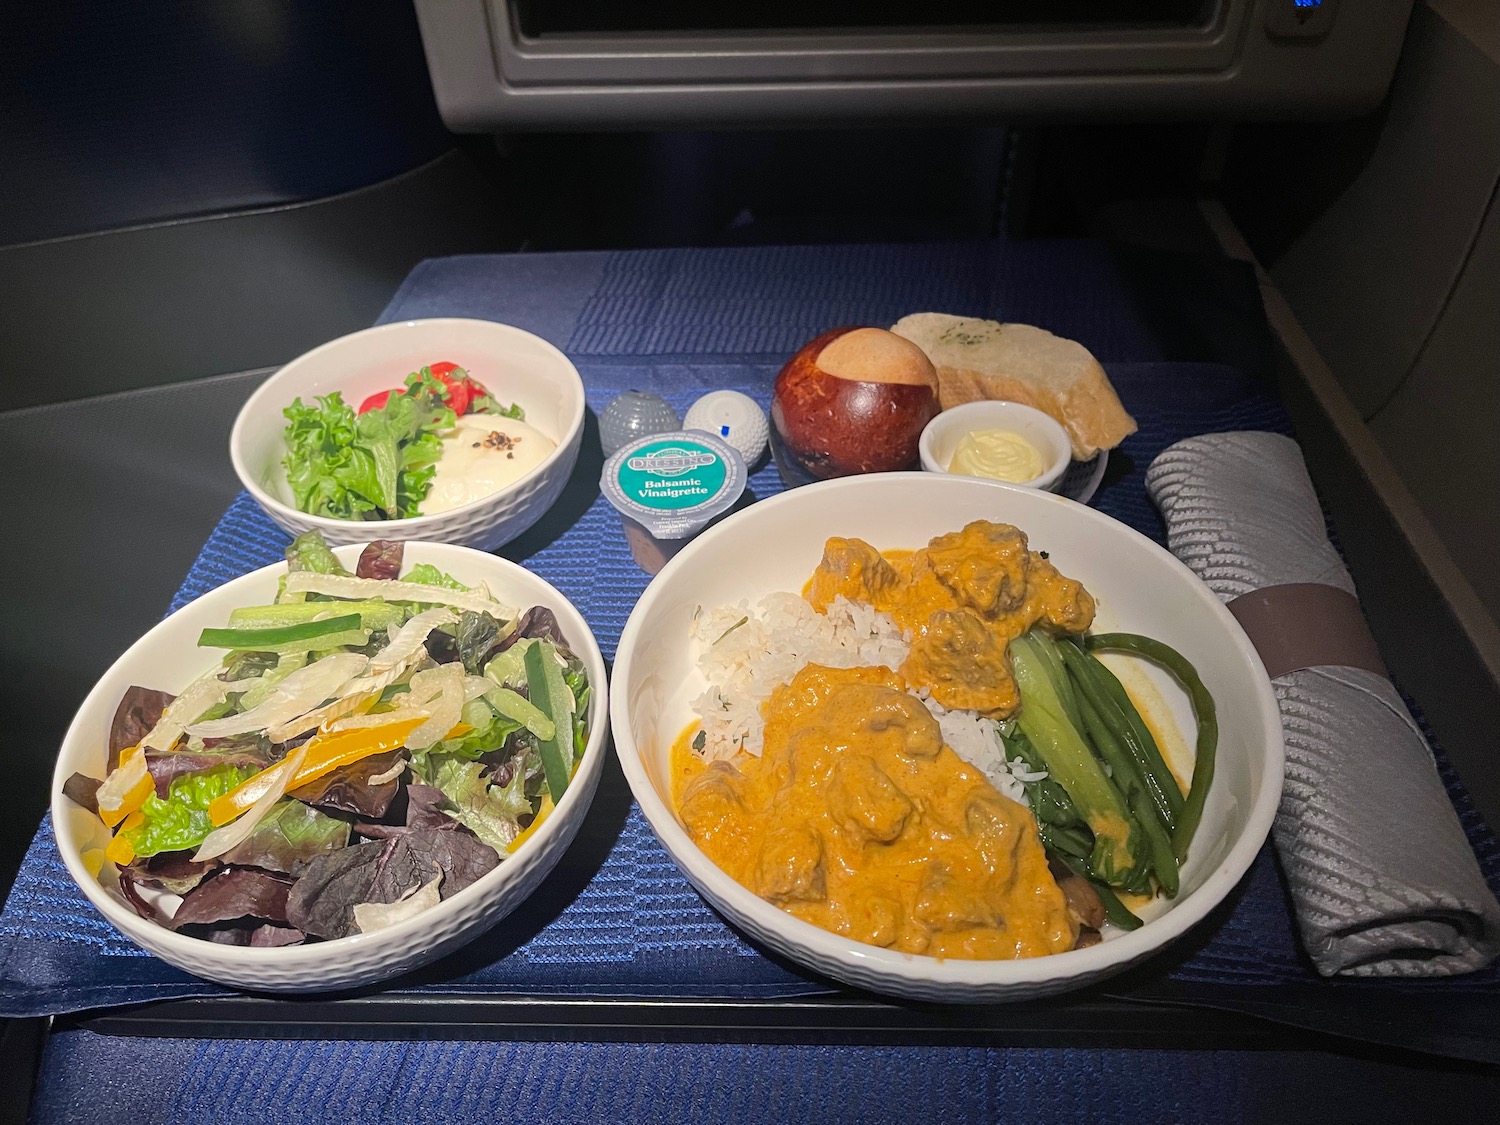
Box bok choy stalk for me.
[1008,631,1144,889]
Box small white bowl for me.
[611,473,1283,1004]
[918,401,1072,493]
[52,542,610,993]
[231,319,586,552]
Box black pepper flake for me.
[480,430,524,454]
[1040,550,1050,559]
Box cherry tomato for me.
[357,362,486,416]
[427,363,485,415]
[358,389,394,414]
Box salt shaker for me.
[683,390,770,467]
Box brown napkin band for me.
[1228,583,1388,680]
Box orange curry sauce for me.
[673,520,1101,960]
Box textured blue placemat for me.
[33,1029,1489,1125]
[4,359,1497,1019]
[2,243,1496,1026]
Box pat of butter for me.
[949,429,1045,483]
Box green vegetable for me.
[404,563,470,591]
[1062,642,1184,832]
[482,686,555,742]
[236,653,308,710]
[219,799,350,873]
[425,698,523,761]
[422,756,532,853]
[454,611,503,675]
[524,641,576,804]
[281,382,456,521]
[284,530,352,577]
[197,614,363,651]
[483,640,536,691]
[227,599,409,633]
[119,764,255,858]
[1078,688,1179,898]
[1008,632,1141,887]
[1087,633,1218,862]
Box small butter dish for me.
[918,401,1072,493]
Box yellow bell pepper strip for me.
[97,745,153,828]
[208,716,426,827]
[507,793,554,854]
[104,809,146,866]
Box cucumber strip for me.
[481,686,556,742]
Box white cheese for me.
[422,414,556,514]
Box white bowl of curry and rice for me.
[610,472,1282,1003]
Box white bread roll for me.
[890,313,1137,460]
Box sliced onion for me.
[352,867,442,934]
[327,707,431,733]
[193,744,308,862]
[186,653,368,738]
[141,667,253,752]
[266,690,378,745]
[463,675,492,702]
[369,609,457,676]
[282,572,514,620]
[366,755,409,786]
[404,664,466,750]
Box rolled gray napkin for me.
[1147,430,1500,977]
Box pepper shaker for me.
[599,391,681,457]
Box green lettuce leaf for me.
[423,756,531,853]
[422,698,523,762]
[280,381,458,521]
[284,530,351,576]
[220,799,351,875]
[119,763,256,858]
[404,563,470,591]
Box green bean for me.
[1061,640,1182,832]
[1083,647,1187,821]
[1073,687,1178,898]
[1058,855,1143,931]
[1086,633,1218,863]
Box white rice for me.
[689,593,1038,802]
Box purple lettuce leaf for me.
[62,773,101,814]
[289,749,404,818]
[356,540,404,580]
[109,686,174,772]
[495,606,572,656]
[354,783,452,840]
[170,868,293,929]
[138,851,217,896]
[201,923,307,947]
[285,828,498,940]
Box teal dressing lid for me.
[602,430,747,544]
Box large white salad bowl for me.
[52,542,609,993]
[610,473,1283,1003]
[231,318,586,551]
